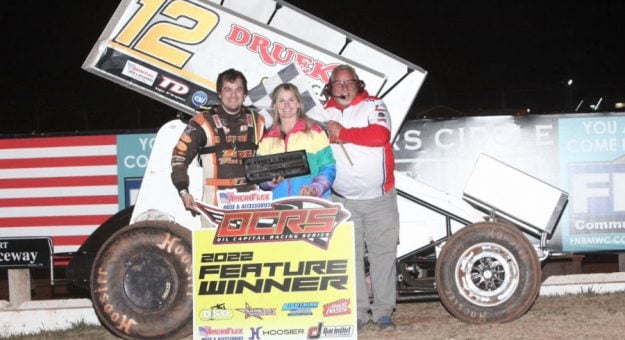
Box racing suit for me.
[323,90,400,324]
[171,105,265,205]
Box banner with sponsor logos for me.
[393,112,625,253]
[192,192,357,340]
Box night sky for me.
[2,0,624,135]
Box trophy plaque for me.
[244,150,310,183]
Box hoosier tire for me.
[90,221,193,339]
[435,221,541,324]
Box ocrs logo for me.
[196,197,350,249]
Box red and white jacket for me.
[323,91,395,200]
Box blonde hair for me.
[270,83,313,137]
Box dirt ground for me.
[360,292,625,339]
[7,291,625,339]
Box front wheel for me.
[90,221,193,339]
[435,221,541,324]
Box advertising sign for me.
[0,237,52,269]
[193,193,357,340]
[394,113,625,253]
[559,116,625,251]
[117,133,156,208]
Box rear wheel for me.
[435,221,541,324]
[90,221,193,339]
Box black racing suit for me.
[171,105,264,205]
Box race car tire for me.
[90,221,193,339]
[435,221,541,324]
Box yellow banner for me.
[193,201,356,340]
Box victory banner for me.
[192,192,357,340]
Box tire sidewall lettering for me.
[436,222,541,323]
[91,222,193,338]
[94,262,139,335]
[156,232,193,297]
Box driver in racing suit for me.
[171,68,265,215]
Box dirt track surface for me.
[8,292,625,339]
[360,292,625,339]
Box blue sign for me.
[116,134,156,209]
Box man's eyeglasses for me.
[332,79,358,89]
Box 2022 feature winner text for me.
[198,251,348,295]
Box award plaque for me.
[244,150,310,183]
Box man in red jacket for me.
[323,64,400,332]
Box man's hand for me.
[180,190,199,216]
[262,176,284,190]
[326,120,344,143]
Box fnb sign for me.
[569,160,625,216]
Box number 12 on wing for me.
[114,0,218,68]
